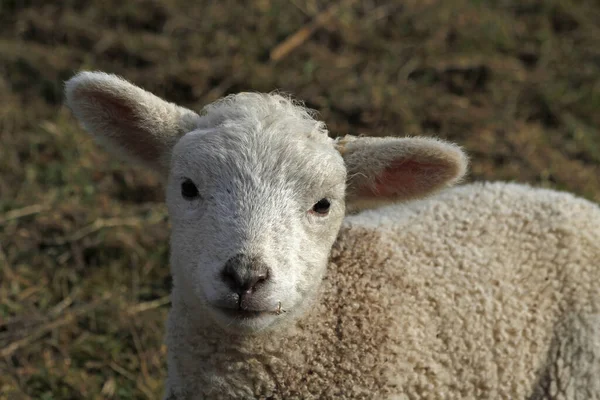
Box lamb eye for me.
[181,179,200,200]
[311,198,331,215]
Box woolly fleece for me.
[165,182,600,399]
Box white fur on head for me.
[65,71,468,333]
[65,71,201,174]
[166,93,346,333]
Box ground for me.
[0,0,599,399]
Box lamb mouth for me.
[215,303,287,319]
[217,307,269,318]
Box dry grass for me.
[1,0,599,398]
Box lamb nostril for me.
[248,272,268,292]
[221,268,240,291]
[238,271,269,293]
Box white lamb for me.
[65,71,600,400]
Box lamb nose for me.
[221,254,270,295]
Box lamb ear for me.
[65,71,201,174]
[338,136,468,211]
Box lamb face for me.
[65,71,468,334]
[166,99,347,332]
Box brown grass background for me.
[1,0,599,398]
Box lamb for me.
[64,71,600,400]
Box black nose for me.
[221,254,270,296]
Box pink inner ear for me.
[363,159,447,198]
[81,89,161,163]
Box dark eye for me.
[311,198,331,215]
[181,179,200,200]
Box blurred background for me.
[1,0,599,398]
